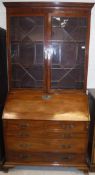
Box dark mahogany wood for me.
[2,2,94,173]
[2,90,89,170]
[3,2,94,92]
[3,2,94,9]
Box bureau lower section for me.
[3,120,89,168]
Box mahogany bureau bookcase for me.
[2,2,94,173]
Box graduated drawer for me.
[4,130,88,139]
[5,137,87,153]
[3,120,89,133]
[6,151,86,165]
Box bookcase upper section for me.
[4,2,94,92]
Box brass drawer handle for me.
[19,123,30,128]
[18,132,30,137]
[19,143,32,148]
[61,155,74,161]
[19,153,32,159]
[61,144,72,149]
[62,124,75,129]
[62,133,73,138]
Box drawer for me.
[6,151,86,165]
[3,120,89,133]
[4,130,88,139]
[5,137,87,153]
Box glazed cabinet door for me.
[10,16,45,89]
[48,14,88,90]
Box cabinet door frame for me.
[6,12,49,91]
[47,11,91,92]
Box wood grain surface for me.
[3,90,89,121]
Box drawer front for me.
[6,151,86,164]
[5,137,87,153]
[4,130,87,139]
[4,120,89,133]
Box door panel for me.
[50,16,87,89]
[10,16,44,88]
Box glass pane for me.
[51,17,87,89]
[10,16,44,88]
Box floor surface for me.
[0,166,95,175]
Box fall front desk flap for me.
[3,90,90,121]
